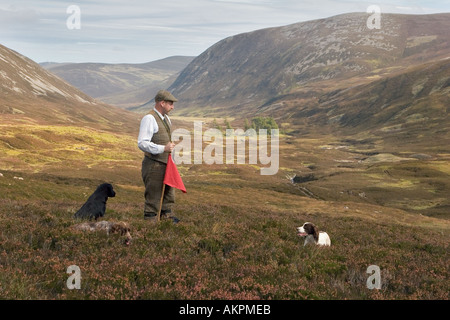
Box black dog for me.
[74,183,116,220]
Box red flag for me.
[164,155,187,193]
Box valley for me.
[0,12,449,300]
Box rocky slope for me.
[167,13,449,117]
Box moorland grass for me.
[0,120,448,300]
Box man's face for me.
[160,100,174,115]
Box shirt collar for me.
[153,108,164,120]
[153,108,171,124]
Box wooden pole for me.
[157,183,166,222]
[158,134,172,222]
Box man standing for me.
[138,90,179,223]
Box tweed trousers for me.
[141,156,174,215]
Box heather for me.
[0,118,448,300]
[0,175,448,299]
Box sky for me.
[0,0,449,64]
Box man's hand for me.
[164,142,175,153]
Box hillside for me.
[0,43,142,178]
[0,112,449,300]
[42,56,194,109]
[161,12,450,219]
[168,13,449,117]
[0,44,141,130]
[0,15,449,301]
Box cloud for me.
[0,7,39,24]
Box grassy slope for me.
[0,117,448,300]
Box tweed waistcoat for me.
[145,110,171,163]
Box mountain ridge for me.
[0,43,139,132]
[167,12,449,116]
[42,56,195,108]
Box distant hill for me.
[166,13,449,117]
[42,56,195,109]
[0,44,139,132]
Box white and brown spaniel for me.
[73,221,132,245]
[297,222,331,246]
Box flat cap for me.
[155,90,178,102]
